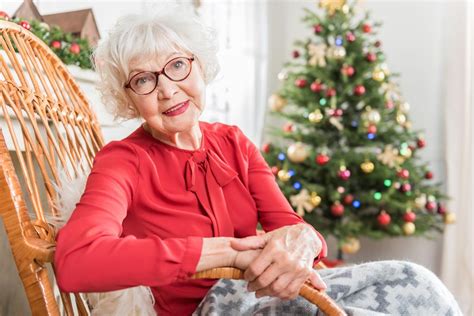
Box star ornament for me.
[319,0,346,15]
[308,43,327,67]
[377,145,405,168]
[290,189,315,216]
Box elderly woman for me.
[54,8,462,316]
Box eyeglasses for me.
[124,55,195,95]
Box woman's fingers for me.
[243,240,281,282]
[308,269,327,290]
[230,235,267,251]
[247,261,282,292]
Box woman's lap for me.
[193,260,462,316]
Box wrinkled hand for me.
[231,224,326,300]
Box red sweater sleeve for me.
[54,142,202,293]
[235,127,327,263]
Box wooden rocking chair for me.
[0,20,345,316]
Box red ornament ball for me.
[346,32,356,42]
[51,40,61,49]
[271,166,279,176]
[261,143,271,153]
[326,88,336,97]
[292,50,300,58]
[310,81,325,93]
[70,43,81,54]
[343,194,354,205]
[400,183,412,193]
[367,125,377,134]
[385,100,394,109]
[425,171,434,179]
[403,212,416,222]
[330,108,344,117]
[417,138,426,148]
[362,23,372,33]
[295,78,307,88]
[316,154,330,165]
[397,169,410,179]
[314,24,323,34]
[377,212,391,226]
[331,202,344,217]
[366,52,377,62]
[338,169,351,181]
[353,85,366,96]
[283,122,294,133]
[425,201,437,212]
[19,20,31,30]
[341,65,355,77]
[437,203,447,215]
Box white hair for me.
[93,5,220,120]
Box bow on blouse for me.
[184,149,237,236]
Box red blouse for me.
[54,121,327,315]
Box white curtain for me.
[440,1,473,314]
[198,1,269,145]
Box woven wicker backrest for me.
[0,20,103,315]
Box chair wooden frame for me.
[0,20,345,316]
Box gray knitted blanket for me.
[193,260,462,316]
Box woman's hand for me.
[231,224,326,300]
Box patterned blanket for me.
[193,260,462,316]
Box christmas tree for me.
[263,0,454,258]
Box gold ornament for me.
[414,194,427,209]
[404,121,412,130]
[396,112,407,125]
[360,160,375,173]
[341,237,360,254]
[277,170,291,182]
[327,45,346,60]
[372,69,385,82]
[287,142,309,163]
[362,107,381,125]
[398,101,410,113]
[310,192,322,207]
[377,145,404,168]
[444,212,456,224]
[268,94,287,112]
[403,222,416,235]
[309,109,324,123]
[290,189,315,216]
[319,0,346,15]
[307,43,327,67]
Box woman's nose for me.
[156,76,177,99]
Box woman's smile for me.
[162,100,190,116]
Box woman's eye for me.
[173,60,184,69]
[134,74,153,86]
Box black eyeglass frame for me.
[124,55,195,95]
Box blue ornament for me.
[335,36,343,46]
[293,182,302,190]
[352,200,361,208]
[278,153,286,161]
[351,120,358,128]
[288,169,296,177]
[367,133,376,140]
